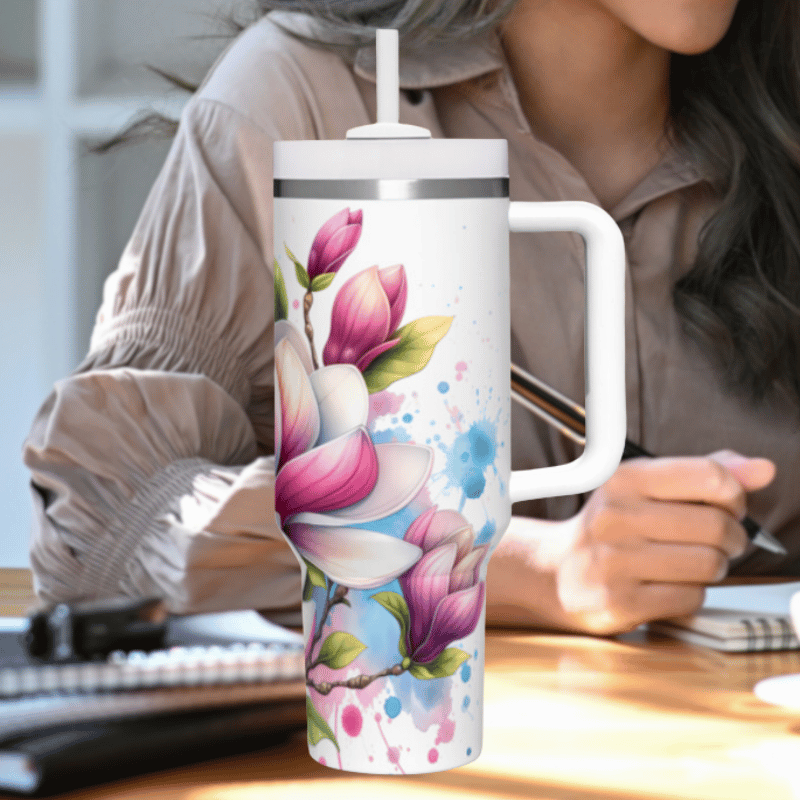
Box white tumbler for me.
[273,29,626,775]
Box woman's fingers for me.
[557,558,708,633]
[606,451,775,521]
[595,540,731,584]
[554,450,778,635]
[584,498,747,556]
[609,456,746,518]
[708,449,776,492]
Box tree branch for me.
[308,663,406,695]
[305,583,349,673]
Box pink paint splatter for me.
[456,373,463,381]
[342,704,363,737]
[446,402,464,429]
[455,361,467,372]
[402,689,453,734]
[374,714,405,774]
[293,299,300,309]
[367,391,406,427]
[435,718,456,745]
[354,669,388,712]
[428,748,439,764]
[319,757,327,766]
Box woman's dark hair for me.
[670,0,800,409]
[91,1,515,148]
[254,0,517,47]
[106,0,800,410]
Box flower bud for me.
[307,208,363,280]
[323,265,408,371]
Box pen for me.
[510,362,787,555]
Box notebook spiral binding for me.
[0,642,305,698]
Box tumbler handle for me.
[508,201,626,502]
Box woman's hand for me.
[552,449,776,634]
[486,450,776,636]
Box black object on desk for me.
[0,701,306,796]
[0,603,307,796]
[25,596,167,662]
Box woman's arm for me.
[487,451,775,634]
[23,89,306,613]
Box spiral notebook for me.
[649,581,800,652]
[0,610,307,794]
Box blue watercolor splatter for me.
[460,663,472,683]
[372,427,412,444]
[402,413,413,423]
[391,669,449,718]
[463,467,485,499]
[440,418,498,510]
[438,382,449,394]
[385,696,402,718]
[462,695,471,711]
[469,422,496,468]
[476,520,496,547]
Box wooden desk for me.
[4,571,800,799]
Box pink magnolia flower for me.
[399,507,488,664]
[322,264,407,371]
[307,208,363,280]
[275,320,432,589]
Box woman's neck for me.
[499,0,671,210]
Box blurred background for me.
[0,0,256,567]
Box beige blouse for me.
[23,13,800,614]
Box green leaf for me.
[285,243,310,290]
[408,648,470,680]
[302,573,313,602]
[307,697,339,750]
[310,272,337,292]
[362,315,454,393]
[303,558,327,590]
[294,261,311,290]
[274,258,288,321]
[316,631,367,670]
[370,591,410,658]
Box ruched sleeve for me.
[23,59,323,613]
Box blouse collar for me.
[272,12,707,222]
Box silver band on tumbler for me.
[273,177,509,200]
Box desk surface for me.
[5,572,800,799]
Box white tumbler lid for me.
[273,139,507,181]
[273,29,508,182]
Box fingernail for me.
[714,450,750,467]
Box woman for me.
[24,0,800,634]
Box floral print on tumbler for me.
[275,205,495,773]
